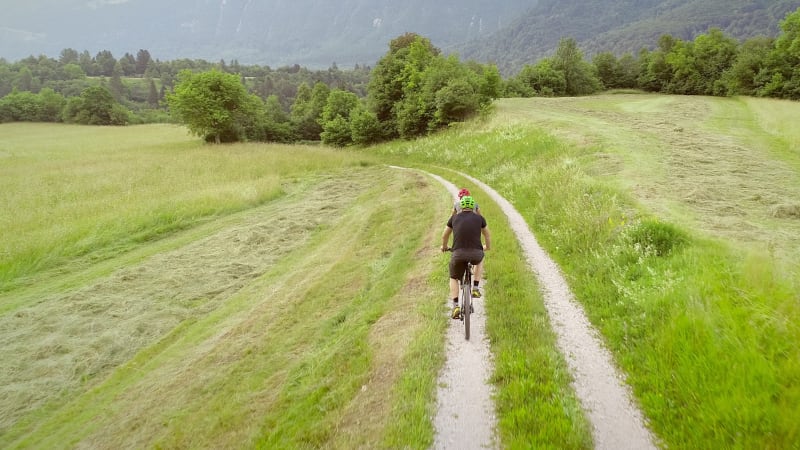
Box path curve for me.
[403,166,658,450]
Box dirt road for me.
[427,173,498,450]
[424,169,657,450]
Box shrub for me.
[625,218,689,257]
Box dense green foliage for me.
[367,33,500,142]
[0,88,64,123]
[506,8,800,100]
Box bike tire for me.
[462,283,471,340]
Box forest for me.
[0,7,798,145]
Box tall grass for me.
[373,96,800,448]
[0,123,374,292]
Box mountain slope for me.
[458,0,800,74]
[0,0,534,67]
[3,0,798,73]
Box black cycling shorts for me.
[449,248,484,280]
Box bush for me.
[62,86,129,125]
[625,218,689,257]
[320,115,352,147]
[350,107,382,145]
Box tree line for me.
[506,7,800,99]
[0,49,372,126]
[1,7,798,144]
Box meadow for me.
[1,92,799,449]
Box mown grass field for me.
[1,92,799,449]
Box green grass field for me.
[1,92,799,449]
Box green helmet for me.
[460,195,475,209]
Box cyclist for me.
[441,195,491,319]
[451,188,484,298]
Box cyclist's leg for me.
[449,255,468,318]
[448,256,467,300]
[464,250,484,297]
[474,260,484,286]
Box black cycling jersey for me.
[447,211,486,250]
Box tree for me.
[37,88,66,121]
[470,61,502,101]
[368,33,440,138]
[664,39,700,94]
[135,49,152,75]
[434,78,481,124]
[692,28,739,95]
[722,36,773,95]
[517,59,566,96]
[109,62,126,101]
[593,52,621,89]
[349,105,382,145]
[638,36,678,92]
[764,8,800,98]
[0,90,41,122]
[95,50,116,77]
[290,82,314,139]
[616,53,640,88]
[60,63,86,80]
[502,77,536,97]
[78,50,96,76]
[320,89,359,146]
[0,63,13,97]
[552,38,601,96]
[16,67,34,92]
[289,81,330,140]
[59,48,79,65]
[146,77,159,107]
[260,95,294,142]
[119,53,137,76]
[167,69,259,143]
[421,56,486,130]
[290,82,312,114]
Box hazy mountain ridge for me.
[458,0,800,74]
[2,0,798,72]
[0,0,534,67]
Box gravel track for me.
[422,169,658,450]
[427,173,498,450]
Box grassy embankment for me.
[376,93,800,449]
[0,123,451,448]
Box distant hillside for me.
[0,0,534,67]
[4,0,798,74]
[458,0,800,75]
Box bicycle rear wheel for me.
[461,283,471,340]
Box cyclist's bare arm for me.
[482,227,491,251]
[441,226,453,252]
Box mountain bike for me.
[447,248,475,340]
